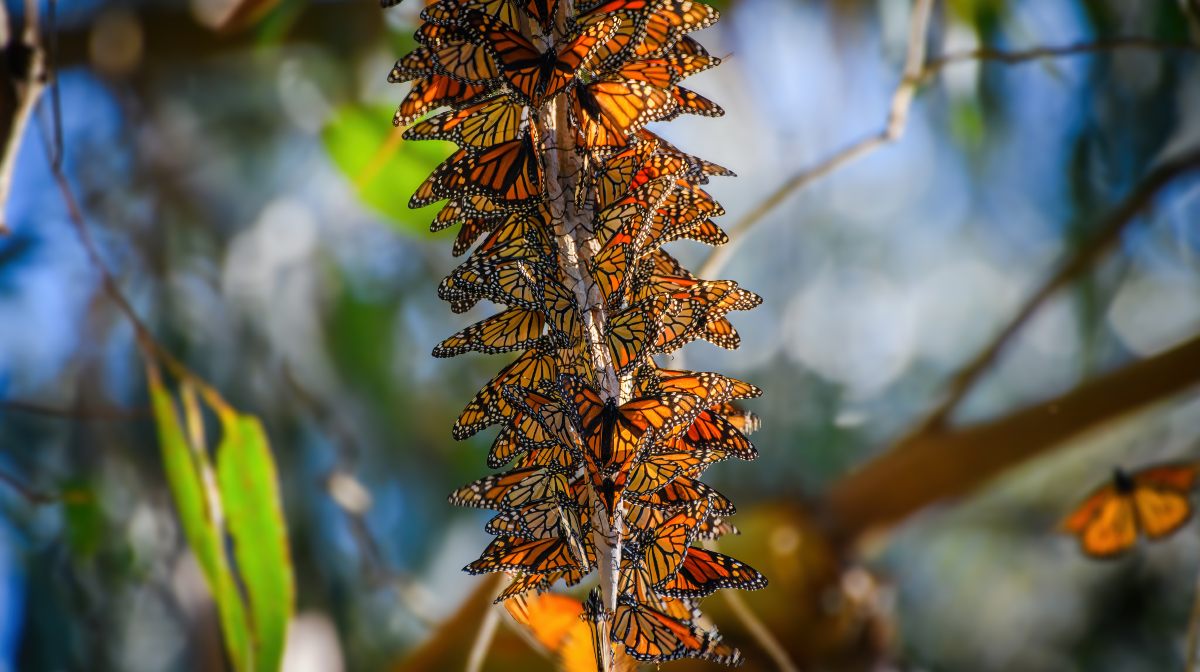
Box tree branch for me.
[0,466,56,505]
[696,0,934,280]
[698,29,1200,279]
[281,367,439,627]
[0,0,46,235]
[915,148,1200,432]
[0,398,149,420]
[824,332,1200,542]
[923,37,1200,73]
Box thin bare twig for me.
[924,37,1199,72]
[698,28,1200,279]
[722,590,802,672]
[464,606,501,672]
[43,126,236,415]
[0,466,56,505]
[916,148,1200,432]
[282,367,439,627]
[699,538,801,671]
[0,398,149,420]
[697,0,934,279]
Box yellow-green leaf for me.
[148,367,254,671]
[321,103,454,234]
[216,410,295,672]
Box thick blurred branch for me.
[825,148,1200,542]
[825,332,1200,542]
[699,24,1200,279]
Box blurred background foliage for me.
[1,0,1200,670]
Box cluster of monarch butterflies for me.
[385,0,766,666]
[1061,461,1198,558]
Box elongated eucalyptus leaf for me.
[216,410,295,672]
[148,368,254,671]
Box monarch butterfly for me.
[423,0,523,29]
[449,465,570,510]
[431,194,520,232]
[626,500,709,586]
[649,280,736,351]
[438,258,544,312]
[390,38,500,84]
[496,572,551,604]
[696,514,740,541]
[612,593,741,664]
[465,534,591,575]
[592,138,656,207]
[484,495,578,539]
[666,85,725,118]
[454,343,558,439]
[635,1,720,58]
[467,13,618,107]
[470,207,556,260]
[486,499,592,568]
[570,76,676,149]
[403,96,526,148]
[644,129,736,181]
[594,176,673,250]
[626,448,729,495]
[618,549,699,622]
[1061,463,1198,558]
[392,74,496,127]
[522,0,557,31]
[432,307,547,357]
[502,591,642,671]
[591,242,632,308]
[502,384,585,460]
[631,475,736,516]
[711,401,761,435]
[656,548,767,599]
[607,296,673,375]
[640,368,762,406]
[678,218,729,246]
[581,0,717,69]
[540,277,582,348]
[560,375,705,511]
[488,407,559,469]
[679,409,757,460]
[414,134,546,208]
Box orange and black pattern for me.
[388,0,764,666]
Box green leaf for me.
[216,410,295,672]
[148,369,254,671]
[321,103,454,234]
